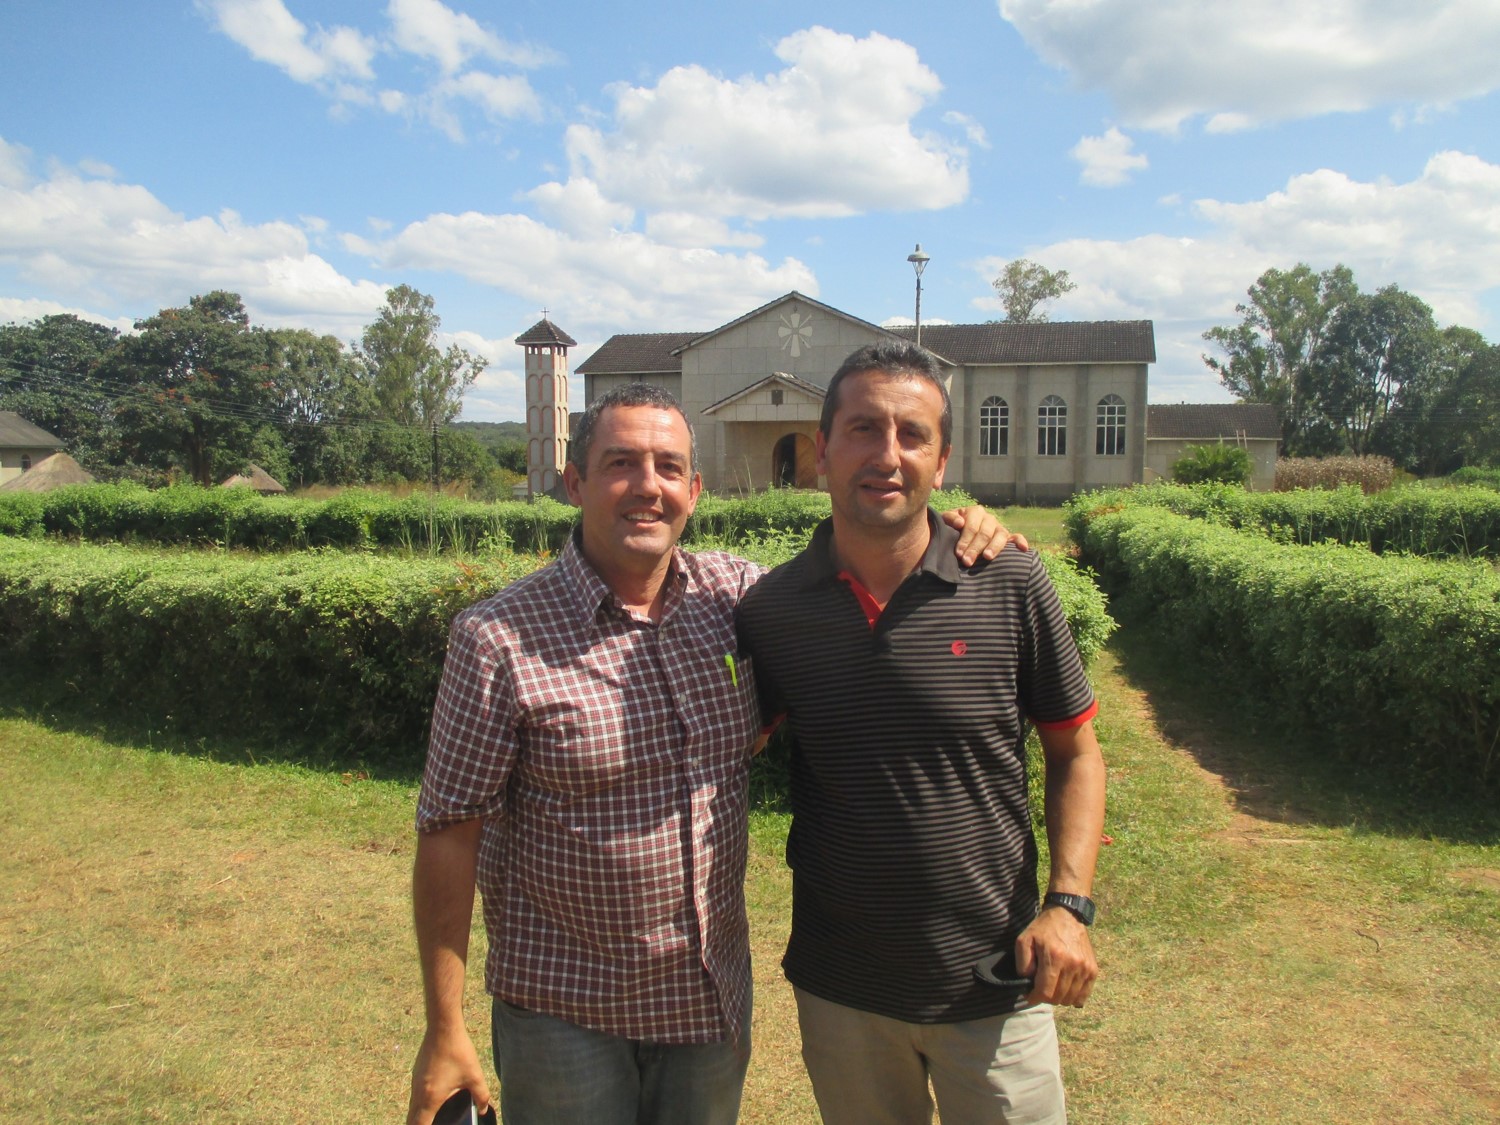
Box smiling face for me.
[563,403,702,588]
[815,368,951,536]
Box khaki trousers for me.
[794,986,1067,1125]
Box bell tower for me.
[514,316,577,498]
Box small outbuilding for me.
[219,463,287,494]
[0,450,96,492]
[1146,403,1282,490]
[0,411,66,487]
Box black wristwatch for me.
[1043,891,1096,926]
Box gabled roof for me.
[575,332,700,375]
[515,318,577,347]
[0,451,93,491]
[888,321,1156,365]
[702,372,828,416]
[673,291,900,356]
[0,411,64,448]
[1146,403,1281,441]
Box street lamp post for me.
[907,244,930,348]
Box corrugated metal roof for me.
[890,321,1156,365]
[574,332,699,374]
[1146,403,1281,440]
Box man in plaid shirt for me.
[406,383,1012,1125]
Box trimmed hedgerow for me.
[1070,504,1500,789]
[1064,482,1500,560]
[0,484,986,556]
[0,483,581,553]
[0,523,1114,769]
[0,538,542,763]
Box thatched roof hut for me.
[0,451,95,492]
[219,463,286,494]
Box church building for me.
[521,291,1156,504]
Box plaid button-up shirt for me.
[417,532,765,1043]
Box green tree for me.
[0,314,125,470]
[1306,285,1439,457]
[1170,443,1252,486]
[262,327,375,487]
[359,285,486,427]
[104,291,274,486]
[1203,264,1358,455]
[991,259,1076,323]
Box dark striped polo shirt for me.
[735,511,1096,1023]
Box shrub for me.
[1069,504,1500,791]
[1171,443,1252,486]
[1275,455,1395,493]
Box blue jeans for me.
[490,998,750,1125]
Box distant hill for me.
[451,421,527,449]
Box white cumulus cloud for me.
[0,142,389,336]
[386,0,556,73]
[566,27,970,221]
[971,151,1500,400]
[1000,0,1500,131]
[348,209,817,334]
[196,0,375,88]
[1071,127,1148,187]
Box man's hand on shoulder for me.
[941,504,1030,566]
[407,1024,492,1125]
[1015,904,1098,1009]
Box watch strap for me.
[1043,891,1096,926]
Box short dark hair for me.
[818,340,952,448]
[568,382,698,478]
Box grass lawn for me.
[2,511,1497,1122]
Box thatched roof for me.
[219,463,286,494]
[0,451,95,491]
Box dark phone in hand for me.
[433,1090,496,1125]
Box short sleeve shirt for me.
[735,512,1096,1023]
[418,532,766,1042]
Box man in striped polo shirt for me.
[736,341,1106,1124]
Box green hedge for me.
[1065,482,1500,560]
[0,528,1114,770]
[1070,504,1500,789]
[0,483,580,553]
[0,483,985,555]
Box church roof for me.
[575,332,699,375]
[890,321,1156,365]
[577,310,1156,377]
[515,318,578,347]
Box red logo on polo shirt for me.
[951,640,968,657]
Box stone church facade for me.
[530,291,1155,504]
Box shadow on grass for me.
[1108,623,1500,846]
[0,672,426,784]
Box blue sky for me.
[3,0,1498,421]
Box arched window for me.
[978,396,1009,456]
[1096,394,1127,456]
[1037,396,1067,456]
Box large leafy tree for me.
[991,259,1075,323]
[104,291,274,486]
[0,314,125,469]
[359,285,486,427]
[1306,285,1439,456]
[262,327,374,486]
[1202,264,1357,454]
